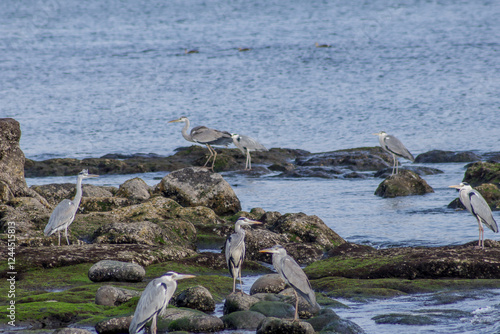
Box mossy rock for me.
[463,162,500,186]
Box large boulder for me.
[0,118,30,202]
[88,260,145,282]
[256,317,315,334]
[222,310,266,330]
[174,285,215,312]
[463,162,500,186]
[159,307,224,332]
[95,316,132,334]
[91,221,170,246]
[374,170,434,198]
[250,274,287,295]
[156,167,241,215]
[115,177,151,203]
[223,292,260,315]
[250,301,296,319]
[95,285,141,306]
[279,288,320,319]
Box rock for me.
[115,177,151,203]
[53,329,93,334]
[305,308,365,333]
[222,310,266,330]
[415,150,480,163]
[91,221,169,245]
[279,288,320,319]
[374,170,434,197]
[95,285,141,306]
[156,167,241,215]
[372,313,436,325]
[256,317,315,334]
[223,292,260,315]
[375,166,443,178]
[463,162,500,186]
[95,316,133,334]
[250,274,287,295]
[260,211,282,227]
[244,228,289,261]
[250,301,295,318]
[271,212,346,250]
[80,196,130,212]
[0,118,31,202]
[277,166,343,179]
[174,285,215,312]
[160,307,224,332]
[88,260,145,282]
[31,183,114,206]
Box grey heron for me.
[373,131,415,175]
[169,116,232,170]
[259,245,319,321]
[129,271,195,334]
[43,169,98,246]
[225,217,262,293]
[449,182,498,248]
[231,133,268,170]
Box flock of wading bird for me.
[41,117,498,333]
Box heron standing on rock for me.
[231,133,268,170]
[44,169,98,246]
[449,182,498,248]
[373,131,415,175]
[129,271,195,334]
[225,217,262,293]
[169,116,232,170]
[260,245,319,321]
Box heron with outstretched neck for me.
[373,131,415,175]
[231,133,268,170]
[449,182,498,248]
[260,245,319,321]
[44,169,98,245]
[225,217,262,293]
[129,271,195,334]
[169,116,232,170]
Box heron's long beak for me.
[259,248,275,254]
[168,119,182,123]
[448,185,461,189]
[88,174,99,178]
[249,220,262,225]
[177,274,196,280]
[372,133,380,136]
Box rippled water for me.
[4,0,500,332]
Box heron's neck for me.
[73,176,84,207]
[235,223,245,235]
[181,119,194,142]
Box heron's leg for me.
[203,144,215,167]
[65,226,70,245]
[293,289,299,321]
[238,268,244,294]
[151,313,157,334]
[211,149,218,171]
[58,231,61,246]
[246,150,251,170]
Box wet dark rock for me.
[244,228,289,261]
[31,183,114,206]
[88,260,145,282]
[306,241,500,280]
[375,166,444,178]
[156,167,241,215]
[174,285,215,312]
[80,196,130,212]
[372,313,437,325]
[250,301,296,318]
[463,162,500,186]
[222,310,266,330]
[53,329,93,334]
[256,317,315,334]
[95,315,133,334]
[115,177,151,203]
[260,211,283,227]
[160,307,224,332]
[269,162,295,172]
[91,221,169,245]
[279,287,320,319]
[17,243,195,270]
[415,150,480,163]
[95,285,141,306]
[277,166,342,179]
[374,170,434,198]
[250,274,287,295]
[223,292,260,315]
[305,308,364,333]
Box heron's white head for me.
[235,217,262,227]
[78,169,99,179]
[373,131,387,136]
[230,133,241,140]
[162,271,196,281]
[449,182,472,190]
[168,116,188,123]
[259,244,286,255]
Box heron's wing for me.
[469,190,499,232]
[383,135,414,161]
[238,135,267,151]
[280,255,317,307]
[129,279,169,334]
[44,199,77,235]
[225,232,246,278]
[191,126,232,146]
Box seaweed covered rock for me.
[156,167,241,215]
[88,260,145,282]
[374,170,434,198]
[115,177,151,203]
[174,285,215,312]
[95,285,141,306]
[91,221,170,246]
[415,150,480,163]
[222,310,266,330]
[250,274,287,295]
[463,162,500,186]
[159,307,224,332]
[223,292,260,315]
[256,317,315,334]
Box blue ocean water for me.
[2,0,500,332]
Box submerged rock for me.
[156,167,241,215]
[88,260,145,282]
[415,150,480,163]
[374,170,434,197]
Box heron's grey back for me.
[280,255,317,307]
[384,135,415,161]
[191,126,232,146]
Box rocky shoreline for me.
[1,118,500,333]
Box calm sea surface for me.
[2,0,500,333]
